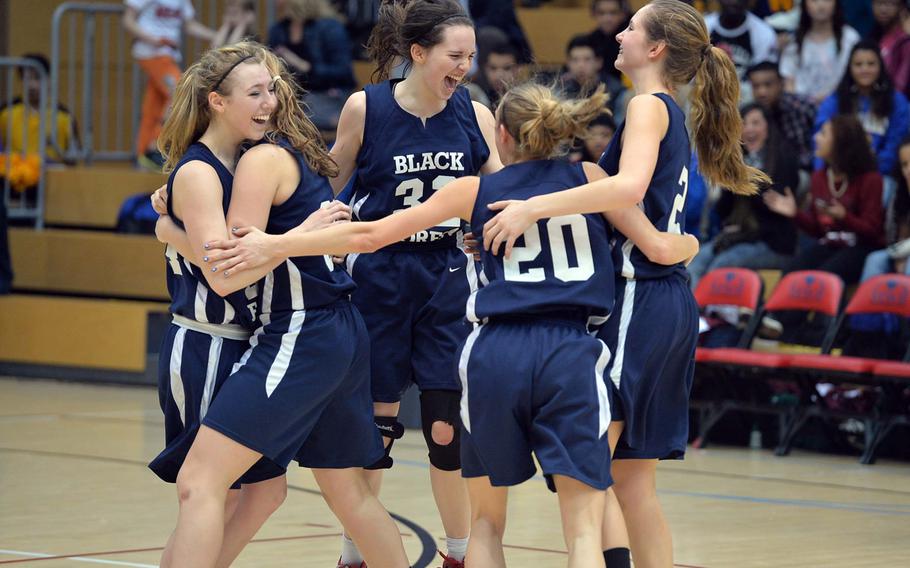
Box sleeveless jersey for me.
[599,93,691,280]
[165,142,256,329]
[469,160,615,323]
[259,137,357,315]
[351,79,490,251]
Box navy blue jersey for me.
[165,142,256,329]
[259,138,357,314]
[469,160,615,323]
[599,93,691,280]
[351,80,490,251]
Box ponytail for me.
[159,63,208,173]
[501,83,610,160]
[261,50,339,178]
[690,46,769,195]
[641,0,769,195]
[366,0,408,82]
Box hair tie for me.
[701,44,712,63]
[212,54,254,92]
[272,74,282,84]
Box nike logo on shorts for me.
[449,266,462,272]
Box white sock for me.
[445,536,469,561]
[340,534,363,566]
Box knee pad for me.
[365,416,404,470]
[420,389,462,471]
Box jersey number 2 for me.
[504,215,595,283]
[668,165,689,235]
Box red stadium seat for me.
[771,275,910,459]
[691,271,844,450]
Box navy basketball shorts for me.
[346,246,477,403]
[458,318,614,490]
[202,301,384,469]
[150,322,285,487]
[598,273,699,460]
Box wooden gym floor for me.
[0,376,908,567]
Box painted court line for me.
[0,550,156,568]
[0,533,344,565]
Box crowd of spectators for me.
[6,0,910,316]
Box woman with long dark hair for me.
[767,114,886,285]
[814,40,910,178]
[780,0,859,104]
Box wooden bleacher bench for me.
[44,166,166,229]
[0,294,168,372]
[8,228,167,301]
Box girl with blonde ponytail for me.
[202,81,698,568]
[480,2,760,566]
[152,41,408,568]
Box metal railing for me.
[50,2,141,164]
[49,1,279,165]
[1,57,48,229]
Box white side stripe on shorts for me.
[609,279,636,390]
[265,310,307,397]
[199,337,223,419]
[458,324,483,434]
[595,340,612,438]
[169,327,187,425]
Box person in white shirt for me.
[705,0,779,102]
[780,0,860,104]
[122,0,216,170]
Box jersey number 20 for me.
[504,215,595,283]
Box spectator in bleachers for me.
[871,0,910,96]
[332,0,379,60]
[780,0,860,105]
[562,34,604,98]
[213,0,258,47]
[705,0,779,101]
[268,0,356,130]
[560,34,630,123]
[123,0,216,171]
[569,112,615,163]
[765,114,886,286]
[688,103,799,289]
[588,0,630,82]
[861,136,910,279]
[469,0,534,64]
[845,136,910,357]
[0,54,77,163]
[748,61,816,172]
[814,41,910,179]
[464,29,519,109]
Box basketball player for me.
[480,2,769,566]
[152,44,409,568]
[200,81,699,568]
[150,42,288,568]
[316,1,502,565]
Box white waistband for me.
[172,314,251,341]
